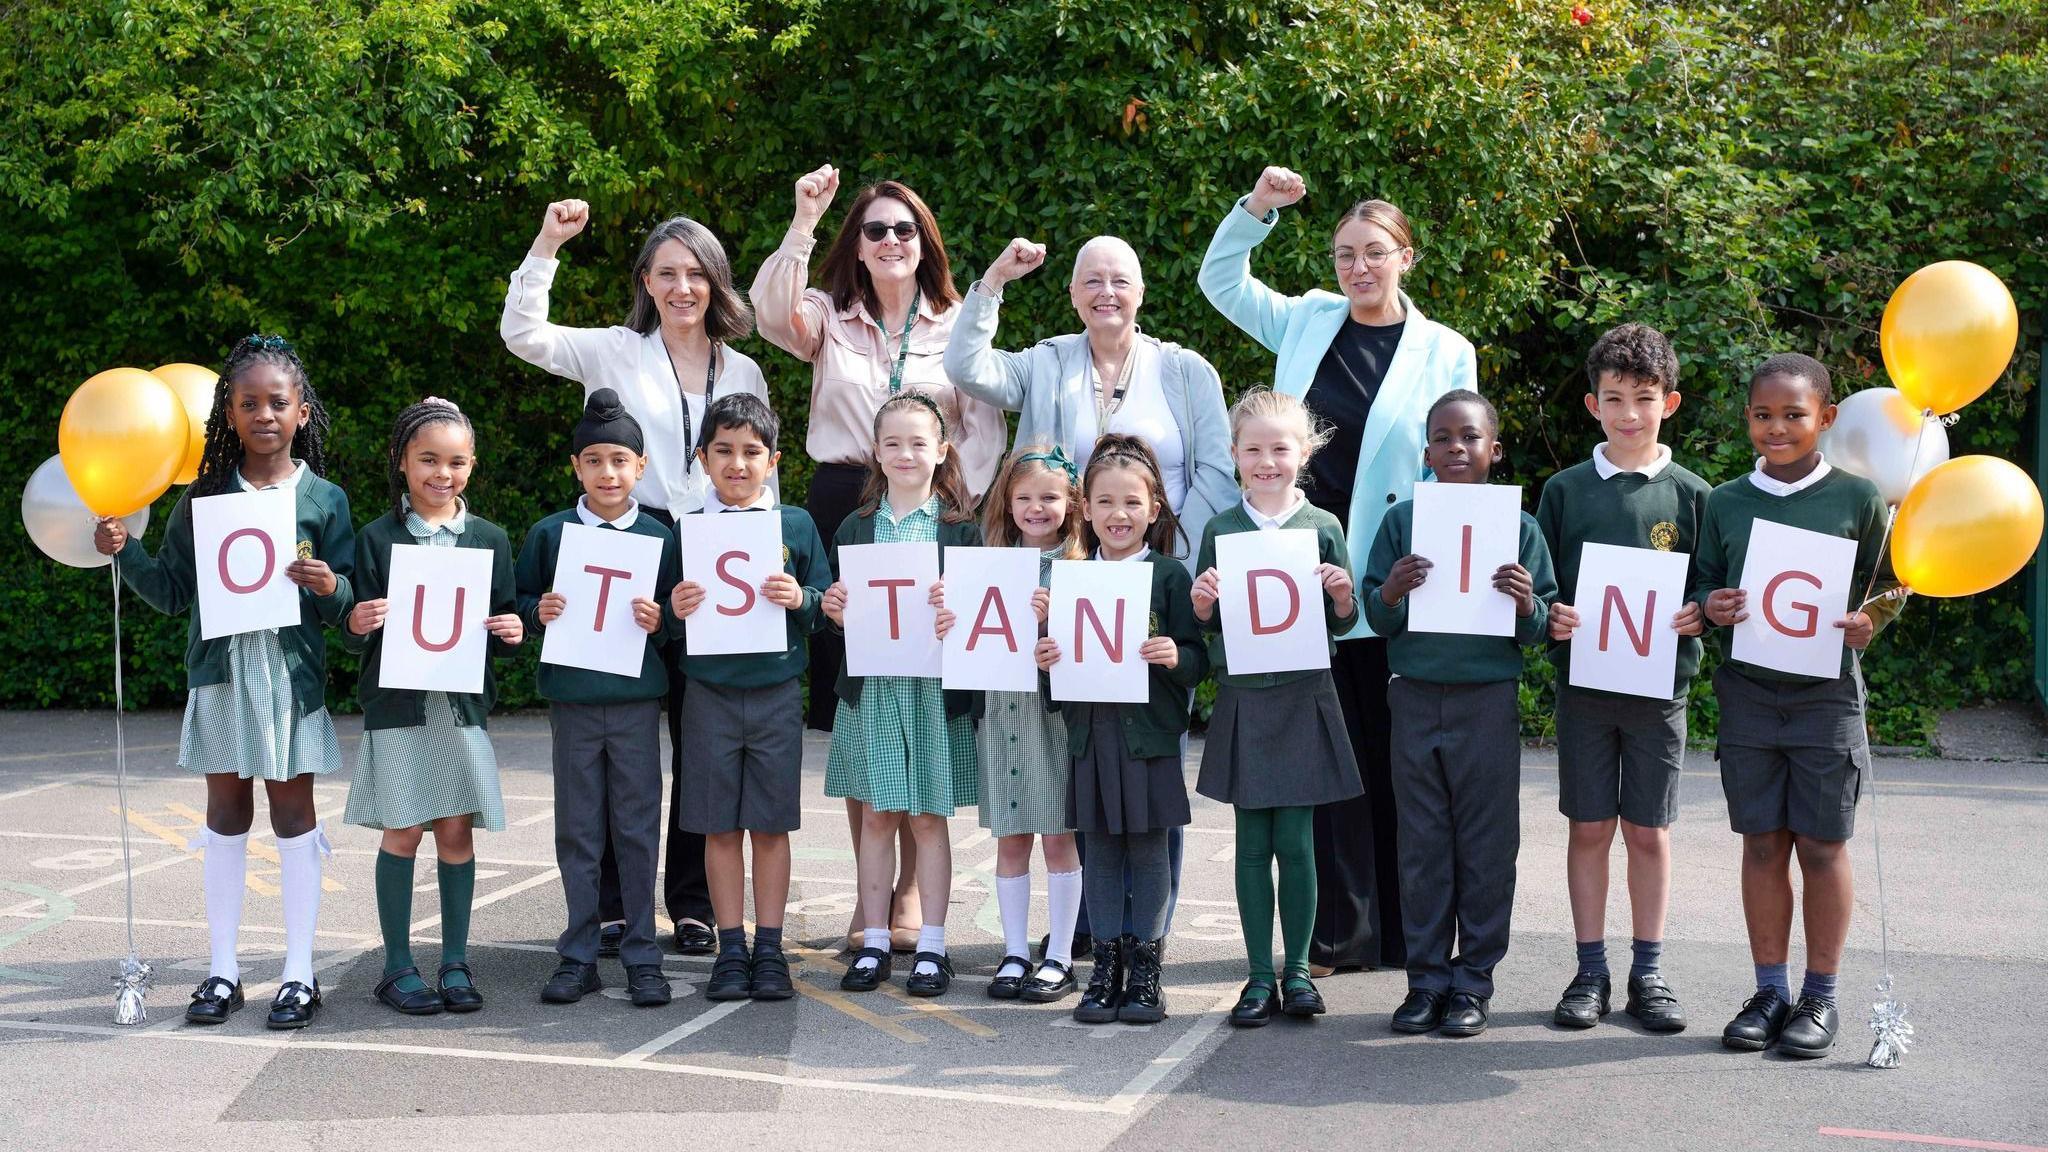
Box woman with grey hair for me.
[944,235,1235,568]
[502,199,775,959]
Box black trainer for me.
[1625,972,1687,1033]
[1554,972,1611,1029]
[541,959,602,1004]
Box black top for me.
[1304,317,1404,518]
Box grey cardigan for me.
[943,285,1236,573]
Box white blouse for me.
[1072,340,1189,514]
[501,255,775,515]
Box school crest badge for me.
[1148,610,1161,636]
[782,544,792,566]
[297,539,315,561]
[1649,522,1678,551]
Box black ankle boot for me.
[1073,937,1124,1024]
[1118,936,1165,1024]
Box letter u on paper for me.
[380,543,493,693]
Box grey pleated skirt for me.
[1068,712,1189,836]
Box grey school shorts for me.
[675,676,805,835]
[1553,685,1688,827]
[1713,663,1868,841]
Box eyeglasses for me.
[1332,246,1407,269]
[861,220,920,243]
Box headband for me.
[1015,444,1078,482]
[876,390,948,440]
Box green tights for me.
[1235,805,1317,988]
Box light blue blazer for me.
[1198,197,1478,638]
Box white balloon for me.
[1820,387,1950,506]
[22,455,150,569]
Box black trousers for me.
[597,505,711,929]
[1309,636,1406,970]
[803,462,868,731]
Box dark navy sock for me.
[1756,962,1792,1002]
[1629,937,1663,980]
[1800,969,1839,1005]
[1575,938,1608,978]
[717,926,747,956]
[754,925,784,954]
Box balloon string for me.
[111,556,136,961]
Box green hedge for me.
[3,0,2040,744]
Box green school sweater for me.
[1195,500,1359,687]
[1361,496,1556,684]
[116,472,356,717]
[1535,456,1711,696]
[1050,550,1209,760]
[514,507,679,704]
[828,506,985,720]
[343,509,520,730]
[1688,468,1903,684]
[678,504,830,689]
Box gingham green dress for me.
[177,463,344,782]
[342,503,506,832]
[824,496,979,817]
[977,547,1070,836]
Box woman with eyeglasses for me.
[502,202,773,961]
[752,164,1007,954]
[1198,165,1478,979]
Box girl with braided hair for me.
[341,397,525,1017]
[93,334,355,1029]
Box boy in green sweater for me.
[668,394,830,1001]
[1538,324,1710,1035]
[1362,389,1555,1038]
[1693,353,1902,1060]
[517,389,680,1008]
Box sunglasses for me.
[860,220,920,243]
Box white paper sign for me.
[1217,529,1330,675]
[1568,543,1690,698]
[677,511,786,656]
[1049,559,1151,703]
[1732,519,1856,679]
[1407,483,1523,637]
[840,541,942,678]
[942,547,1041,692]
[539,523,664,677]
[380,544,492,694]
[192,489,302,640]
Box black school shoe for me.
[1073,938,1125,1024]
[597,922,623,958]
[706,949,753,1001]
[905,952,954,997]
[1438,991,1491,1037]
[1391,989,1447,1034]
[1553,972,1612,1029]
[1229,981,1279,1028]
[1280,973,1326,1018]
[626,964,672,1007]
[267,980,321,1030]
[185,976,243,1025]
[1721,988,1792,1051]
[438,962,483,1013]
[750,949,795,1001]
[375,966,444,1015]
[1019,959,1077,1004]
[673,921,717,956]
[839,948,892,992]
[541,959,603,1004]
[1625,972,1686,1033]
[1774,995,1839,1059]
[988,955,1033,1000]
[1117,937,1166,1024]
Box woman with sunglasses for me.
[502,203,772,960]
[1197,165,1478,980]
[752,164,1006,953]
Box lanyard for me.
[1092,342,1137,426]
[886,289,921,395]
[663,343,718,474]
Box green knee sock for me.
[438,857,476,988]
[1274,806,1318,984]
[1234,808,1278,984]
[375,850,427,993]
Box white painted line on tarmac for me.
[615,998,754,1062]
[0,850,194,917]
[0,779,78,800]
[1098,990,1239,1116]
[511,808,556,828]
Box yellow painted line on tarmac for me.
[119,806,276,896]
[792,974,926,1043]
[874,979,997,1037]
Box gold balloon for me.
[150,362,221,485]
[1890,455,2043,598]
[1880,261,2019,416]
[57,367,190,517]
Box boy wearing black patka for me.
[1362,389,1556,1038]
[1693,354,1902,1060]
[516,389,680,1008]
[1537,324,1710,1034]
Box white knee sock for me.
[995,873,1031,976]
[274,825,330,988]
[195,829,248,983]
[912,923,946,976]
[1044,868,1084,972]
